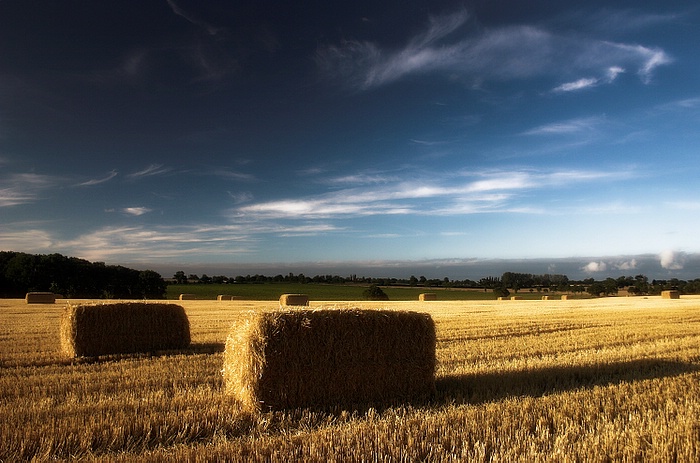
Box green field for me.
[165,283,554,301]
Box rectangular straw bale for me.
[561,295,569,300]
[419,293,437,301]
[541,295,550,300]
[60,302,190,357]
[511,296,523,300]
[279,293,309,307]
[25,292,56,304]
[224,309,436,411]
[179,293,196,300]
[218,294,233,301]
[661,290,680,299]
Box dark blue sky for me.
[2,1,700,279]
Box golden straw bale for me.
[511,296,523,300]
[218,294,233,301]
[279,294,309,307]
[419,293,437,301]
[179,293,196,300]
[561,295,569,300]
[60,302,190,357]
[661,290,680,299]
[223,309,436,411]
[541,296,550,300]
[25,292,56,304]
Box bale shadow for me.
[435,359,700,405]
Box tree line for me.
[174,270,700,297]
[0,252,166,299]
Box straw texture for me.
[60,302,190,357]
[223,309,436,411]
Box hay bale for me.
[25,292,56,304]
[497,296,505,301]
[419,293,437,301]
[179,293,196,300]
[662,290,680,299]
[224,309,436,411]
[218,294,233,301]
[511,296,523,300]
[541,296,550,300]
[279,294,309,307]
[60,302,190,357]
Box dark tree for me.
[362,284,389,301]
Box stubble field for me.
[1,296,699,461]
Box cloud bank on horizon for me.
[1,1,700,278]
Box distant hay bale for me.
[179,293,196,300]
[561,295,569,300]
[497,297,505,301]
[419,293,437,301]
[218,295,243,301]
[542,296,550,300]
[223,309,436,411]
[662,290,680,299]
[60,302,190,357]
[511,296,523,300]
[25,292,56,304]
[279,294,309,307]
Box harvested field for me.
[1,296,700,461]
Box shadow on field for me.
[435,359,700,405]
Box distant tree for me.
[199,274,212,284]
[173,271,187,284]
[493,286,510,298]
[362,284,389,301]
[138,270,167,299]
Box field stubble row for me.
[1,297,699,461]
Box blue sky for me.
[2,1,700,280]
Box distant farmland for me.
[165,283,544,301]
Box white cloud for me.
[316,8,671,91]
[522,116,603,136]
[0,173,60,207]
[583,261,607,273]
[122,207,152,216]
[659,250,686,270]
[74,170,118,187]
[236,168,617,220]
[553,77,599,93]
[615,259,637,270]
[127,164,171,179]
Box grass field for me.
[1,296,699,461]
[165,283,544,301]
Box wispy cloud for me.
[166,0,221,36]
[122,207,152,216]
[522,116,603,136]
[316,8,671,91]
[235,168,616,220]
[0,173,59,207]
[74,170,118,187]
[127,164,171,179]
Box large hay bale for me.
[279,294,309,307]
[60,302,190,357]
[179,293,196,300]
[511,296,523,300]
[224,309,436,411]
[561,295,569,300]
[662,290,680,299]
[218,295,243,301]
[541,296,550,300]
[419,293,437,301]
[25,292,56,304]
